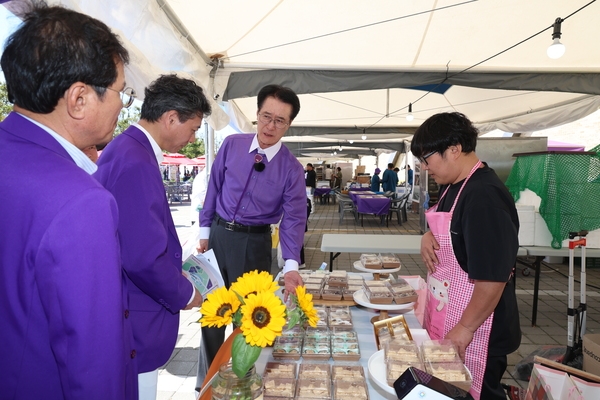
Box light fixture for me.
[348,140,354,144]
[406,103,414,122]
[339,145,343,151]
[334,151,337,155]
[547,17,565,59]
[361,135,367,140]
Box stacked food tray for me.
[262,361,369,400]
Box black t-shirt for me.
[305,169,316,188]
[436,164,521,356]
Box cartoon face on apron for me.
[423,160,493,400]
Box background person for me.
[82,144,99,163]
[370,167,381,192]
[414,112,520,400]
[406,164,414,202]
[94,74,207,400]
[393,167,401,187]
[196,84,306,389]
[333,166,343,189]
[381,163,396,192]
[305,162,316,211]
[0,5,136,399]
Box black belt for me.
[215,216,271,234]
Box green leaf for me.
[232,310,243,328]
[286,309,301,330]
[231,335,261,378]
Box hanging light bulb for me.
[547,17,565,59]
[361,135,367,140]
[348,140,354,144]
[406,103,414,122]
[334,151,337,155]
[339,145,343,151]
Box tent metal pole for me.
[206,124,215,175]
[155,0,213,66]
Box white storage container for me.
[534,212,554,247]
[516,205,535,246]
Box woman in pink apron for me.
[413,112,521,400]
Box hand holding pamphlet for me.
[182,249,224,297]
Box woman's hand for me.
[420,231,440,274]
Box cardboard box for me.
[355,165,366,174]
[530,356,600,399]
[356,175,370,184]
[583,334,600,376]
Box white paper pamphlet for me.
[182,249,224,297]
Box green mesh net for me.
[505,148,600,249]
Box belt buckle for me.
[225,221,235,231]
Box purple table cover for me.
[355,195,391,215]
[314,187,332,197]
[348,190,375,202]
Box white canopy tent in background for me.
[2,0,600,160]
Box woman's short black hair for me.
[411,112,479,159]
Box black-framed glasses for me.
[419,150,437,165]
[257,112,289,129]
[103,86,136,108]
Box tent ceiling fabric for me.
[161,0,600,140]
[5,0,599,149]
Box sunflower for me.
[295,286,319,328]
[230,270,279,299]
[199,287,241,328]
[240,291,287,347]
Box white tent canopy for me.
[2,0,600,158]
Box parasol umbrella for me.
[161,153,199,165]
[194,155,206,168]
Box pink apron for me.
[423,160,493,400]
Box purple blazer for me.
[94,126,193,372]
[0,113,136,399]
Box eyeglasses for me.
[103,86,137,108]
[418,150,437,165]
[258,113,289,130]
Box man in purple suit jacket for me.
[0,5,137,399]
[196,85,306,388]
[94,74,209,399]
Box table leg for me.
[532,256,543,327]
[329,251,341,272]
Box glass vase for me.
[211,361,263,400]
